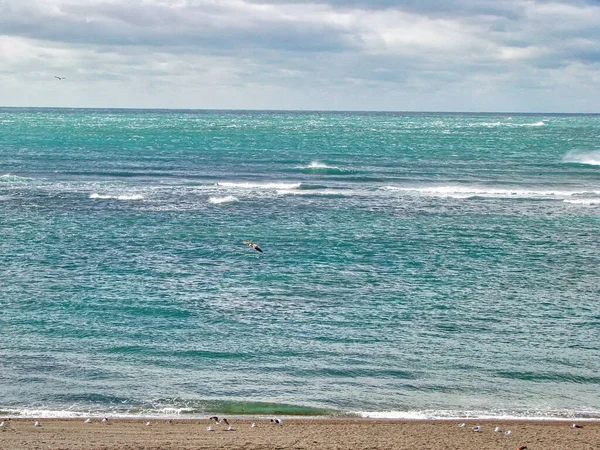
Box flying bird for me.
[243,241,263,253]
[54,76,66,80]
[209,416,229,425]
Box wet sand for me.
[0,417,598,450]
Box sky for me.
[0,0,599,112]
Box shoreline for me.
[1,417,598,450]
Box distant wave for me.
[295,161,352,175]
[0,174,31,182]
[217,181,302,190]
[208,195,239,205]
[564,199,600,205]
[563,150,600,166]
[90,193,144,201]
[470,121,546,128]
[380,185,600,200]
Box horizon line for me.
[0,105,599,115]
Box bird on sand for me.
[243,241,263,253]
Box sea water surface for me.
[1,108,599,420]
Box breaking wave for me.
[295,161,352,175]
[470,121,546,128]
[0,174,31,182]
[563,150,600,166]
[564,199,600,205]
[380,185,600,200]
[90,193,144,201]
[217,181,301,190]
[209,195,239,205]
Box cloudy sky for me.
[0,0,599,111]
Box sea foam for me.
[217,181,301,190]
[295,161,350,175]
[563,150,600,166]
[90,193,144,201]
[208,195,239,204]
[379,185,600,199]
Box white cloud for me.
[0,0,598,111]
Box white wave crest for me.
[0,174,31,182]
[380,185,600,199]
[1,407,193,419]
[297,161,341,170]
[217,182,301,190]
[90,193,144,201]
[357,410,600,421]
[563,150,600,166]
[209,195,239,204]
[564,199,600,205]
[471,121,546,128]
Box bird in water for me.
[243,241,263,253]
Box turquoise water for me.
[1,108,599,420]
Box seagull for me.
[84,418,92,424]
[572,423,583,428]
[505,430,512,436]
[0,421,6,428]
[54,76,66,80]
[34,421,41,427]
[206,426,213,431]
[494,426,502,432]
[102,417,109,423]
[472,425,481,432]
[243,241,263,253]
[145,422,151,427]
[271,418,282,425]
[458,423,466,428]
[226,426,234,431]
[251,422,257,428]
[209,416,229,425]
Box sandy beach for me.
[0,417,598,450]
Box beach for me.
[0,418,598,450]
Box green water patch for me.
[184,400,337,416]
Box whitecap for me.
[563,150,600,166]
[379,185,600,200]
[217,182,301,190]
[90,193,144,201]
[208,195,239,204]
[564,199,600,205]
[0,174,31,182]
[295,161,350,175]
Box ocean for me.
[1,108,599,420]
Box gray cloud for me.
[0,0,598,111]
